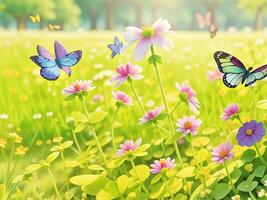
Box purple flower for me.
[212,142,234,163]
[150,157,176,174]
[236,120,265,146]
[221,103,240,121]
[116,138,142,156]
[112,91,133,106]
[111,62,143,87]
[139,106,164,124]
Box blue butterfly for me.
[214,51,267,88]
[107,36,123,58]
[30,41,82,81]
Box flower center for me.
[219,150,227,158]
[142,26,154,38]
[184,121,192,129]
[246,129,253,135]
[74,84,81,91]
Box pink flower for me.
[139,106,164,124]
[175,82,200,113]
[212,142,234,163]
[111,63,143,87]
[92,94,103,103]
[117,138,142,156]
[206,69,223,82]
[150,157,176,174]
[122,18,174,61]
[221,103,239,121]
[63,80,95,95]
[112,91,132,106]
[176,116,202,136]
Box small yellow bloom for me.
[0,138,7,148]
[231,195,240,200]
[36,140,43,146]
[20,95,28,102]
[258,189,265,197]
[47,139,52,144]
[15,145,29,156]
[244,163,253,173]
[8,132,22,143]
[53,136,63,143]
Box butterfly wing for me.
[108,44,118,58]
[30,55,60,80]
[54,41,67,59]
[195,13,205,29]
[205,12,212,26]
[245,65,267,87]
[214,51,247,88]
[36,14,40,23]
[37,45,53,59]
[57,50,82,67]
[210,24,218,38]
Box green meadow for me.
[0,31,267,199]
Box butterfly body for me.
[30,41,82,81]
[214,51,267,88]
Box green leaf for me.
[70,174,105,186]
[96,190,113,200]
[64,94,76,101]
[257,100,267,110]
[50,145,61,152]
[72,111,88,123]
[88,164,106,171]
[195,149,209,164]
[104,181,120,198]
[74,122,87,133]
[214,183,231,200]
[89,111,108,124]
[150,182,166,199]
[148,54,162,65]
[82,176,109,195]
[157,113,168,120]
[25,164,43,174]
[241,149,256,163]
[253,165,265,177]
[107,156,126,169]
[0,184,7,200]
[46,152,59,163]
[132,144,151,157]
[165,134,182,145]
[116,175,128,194]
[151,174,162,184]
[192,136,210,147]
[60,140,73,149]
[231,167,241,184]
[237,180,258,192]
[176,167,196,178]
[129,165,150,182]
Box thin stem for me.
[130,160,150,194]
[162,175,174,200]
[111,106,120,152]
[254,143,266,166]
[223,162,237,194]
[248,191,256,200]
[155,124,172,135]
[72,131,82,154]
[47,168,62,200]
[150,46,184,168]
[81,96,108,165]
[170,101,181,115]
[236,115,243,125]
[129,80,145,114]
[29,181,42,200]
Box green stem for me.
[162,175,174,200]
[150,46,184,168]
[236,115,243,125]
[29,181,42,200]
[72,131,82,154]
[129,79,145,114]
[47,168,62,200]
[111,106,120,152]
[248,191,256,200]
[223,162,237,194]
[170,101,181,116]
[254,143,266,166]
[81,96,108,165]
[155,124,172,135]
[130,159,150,194]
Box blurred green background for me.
[0,0,266,31]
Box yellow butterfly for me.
[29,14,40,23]
[48,24,61,31]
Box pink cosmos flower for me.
[111,62,143,87]
[63,80,95,95]
[116,138,142,156]
[175,82,200,113]
[139,106,164,124]
[212,142,234,163]
[150,157,176,174]
[176,116,202,136]
[122,18,174,61]
[112,91,132,106]
[206,69,223,82]
[221,103,239,121]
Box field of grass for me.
[0,31,267,199]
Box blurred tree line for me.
[0,0,266,31]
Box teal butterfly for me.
[214,51,267,88]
